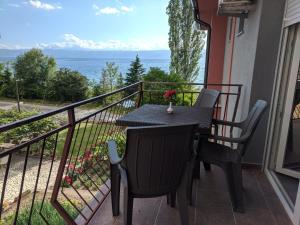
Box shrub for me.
[46,68,88,102]
[0,109,58,155]
[1,201,78,225]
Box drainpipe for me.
[192,0,212,87]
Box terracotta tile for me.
[264,196,293,225]
[87,194,117,225]
[234,208,277,225]
[154,198,196,225]
[195,206,235,225]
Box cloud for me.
[93,4,134,15]
[0,34,168,50]
[28,0,62,10]
[8,3,21,7]
[31,34,168,50]
[120,6,133,12]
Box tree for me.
[125,55,145,86]
[14,48,56,99]
[167,0,205,82]
[46,68,88,102]
[143,67,185,104]
[0,63,15,98]
[100,62,120,92]
[116,73,124,89]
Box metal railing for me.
[0,81,242,225]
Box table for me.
[116,104,214,135]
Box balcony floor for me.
[87,166,292,225]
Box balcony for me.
[0,82,292,225]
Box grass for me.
[56,122,114,157]
[1,201,79,225]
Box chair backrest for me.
[194,88,220,108]
[238,100,268,156]
[124,124,197,197]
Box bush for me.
[143,67,188,105]
[0,109,58,155]
[46,68,88,102]
[1,201,79,225]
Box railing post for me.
[51,108,77,225]
[137,82,144,107]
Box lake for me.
[0,49,205,83]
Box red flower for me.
[64,175,73,185]
[163,90,176,100]
[75,166,84,174]
[67,163,75,170]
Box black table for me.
[116,104,214,135]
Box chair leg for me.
[203,162,211,171]
[177,168,190,225]
[192,157,200,179]
[188,156,196,205]
[111,164,120,216]
[167,192,176,207]
[123,186,134,225]
[224,163,244,213]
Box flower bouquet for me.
[163,90,176,114]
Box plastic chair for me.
[108,124,197,225]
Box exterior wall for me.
[197,0,227,86]
[222,0,286,164]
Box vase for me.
[167,102,174,114]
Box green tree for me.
[14,48,56,99]
[116,72,124,89]
[46,68,88,102]
[143,67,185,104]
[100,62,120,92]
[125,55,145,86]
[167,0,205,82]
[0,63,15,97]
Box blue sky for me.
[0,0,170,50]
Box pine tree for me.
[125,55,145,86]
[167,0,205,82]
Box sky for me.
[0,0,170,50]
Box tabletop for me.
[116,104,214,134]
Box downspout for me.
[192,0,211,87]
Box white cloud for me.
[28,0,62,10]
[0,34,168,50]
[120,6,133,12]
[34,34,168,50]
[98,7,119,15]
[93,4,134,15]
[8,3,21,7]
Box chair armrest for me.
[212,119,242,128]
[108,140,123,165]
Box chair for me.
[108,124,197,225]
[193,88,220,109]
[195,100,267,212]
[193,88,220,174]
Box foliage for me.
[167,0,206,82]
[143,67,187,104]
[46,68,88,102]
[14,48,56,99]
[0,109,58,154]
[125,55,145,92]
[0,63,15,98]
[100,62,121,93]
[1,201,78,225]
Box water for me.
[0,49,205,82]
